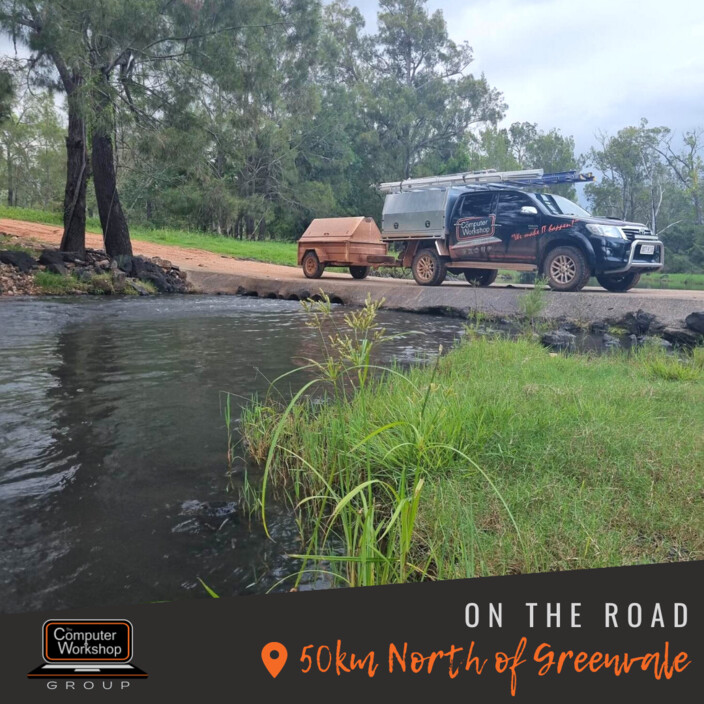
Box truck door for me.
[489,192,541,263]
[448,192,499,262]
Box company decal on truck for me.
[510,219,577,242]
[456,215,495,241]
[454,216,501,249]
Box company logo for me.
[27,619,148,679]
[456,215,495,240]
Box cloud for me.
[453,0,704,154]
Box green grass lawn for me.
[1,205,703,288]
[499,269,704,291]
[635,272,704,290]
[241,316,704,588]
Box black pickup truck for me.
[446,188,664,291]
[380,176,665,292]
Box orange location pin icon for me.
[261,642,287,678]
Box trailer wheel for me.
[543,246,590,292]
[412,248,447,286]
[463,269,498,287]
[349,266,370,280]
[596,271,641,292]
[302,251,325,279]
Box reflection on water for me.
[0,295,465,613]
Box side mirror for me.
[520,206,538,216]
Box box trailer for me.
[297,216,396,279]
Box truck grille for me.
[622,226,654,241]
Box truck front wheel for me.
[543,246,590,292]
[464,269,498,287]
[412,249,447,286]
[302,251,325,279]
[596,271,641,292]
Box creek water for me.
[0,295,467,613]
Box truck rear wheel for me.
[463,269,498,287]
[543,246,590,292]
[349,266,370,280]
[412,249,447,286]
[302,251,325,279]
[596,271,641,292]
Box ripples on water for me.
[0,295,465,613]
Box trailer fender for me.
[298,246,326,266]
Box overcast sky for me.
[356,0,704,157]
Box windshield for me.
[536,193,591,218]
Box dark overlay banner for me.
[2,560,701,702]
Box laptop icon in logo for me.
[27,619,147,678]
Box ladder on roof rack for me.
[377,169,595,194]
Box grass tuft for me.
[34,271,86,294]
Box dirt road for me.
[2,217,703,326]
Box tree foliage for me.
[585,120,704,271]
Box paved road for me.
[2,217,703,326]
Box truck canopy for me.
[381,188,461,241]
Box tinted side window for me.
[497,192,535,219]
[459,193,497,218]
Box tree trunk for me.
[60,95,88,255]
[91,72,132,257]
[694,191,703,226]
[6,148,13,207]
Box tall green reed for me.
[236,292,523,588]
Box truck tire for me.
[543,246,590,292]
[596,271,641,292]
[412,248,447,286]
[349,266,370,280]
[302,251,325,279]
[463,269,498,287]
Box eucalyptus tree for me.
[366,0,505,180]
[586,121,669,232]
[654,129,704,225]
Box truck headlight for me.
[586,224,625,239]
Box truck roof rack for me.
[377,169,595,194]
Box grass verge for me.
[238,299,703,588]
[0,205,299,267]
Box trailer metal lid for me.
[299,217,383,243]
